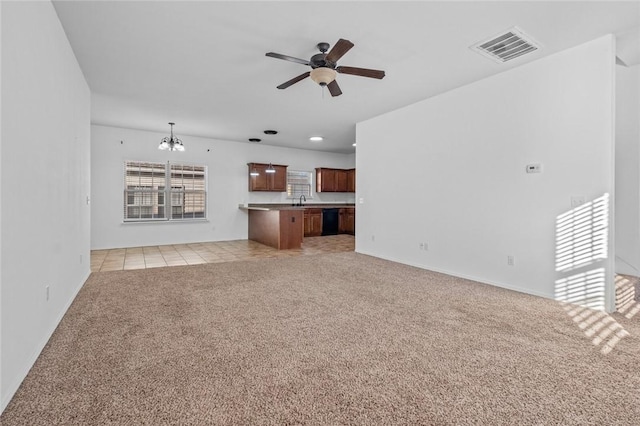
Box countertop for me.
[239,203,355,211]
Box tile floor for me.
[91,235,355,272]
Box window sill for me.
[122,218,209,225]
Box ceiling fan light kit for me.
[310,67,337,86]
[266,38,385,97]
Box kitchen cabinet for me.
[339,208,355,234]
[248,163,287,192]
[304,208,323,237]
[336,170,348,192]
[248,208,303,249]
[315,168,355,193]
[316,168,335,192]
[347,169,356,192]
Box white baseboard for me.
[354,249,553,300]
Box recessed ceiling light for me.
[264,130,278,135]
[248,138,261,143]
[310,136,323,142]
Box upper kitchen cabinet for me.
[316,167,356,193]
[347,168,356,192]
[248,163,288,192]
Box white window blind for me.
[124,161,207,222]
[287,170,312,198]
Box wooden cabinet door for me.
[311,213,322,236]
[316,168,336,192]
[347,169,356,193]
[335,170,348,192]
[270,165,287,192]
[304,208,323,236]
[303,211,312,236]
[345,209,355,234]
[339,209,347,233]
[339,208,355,234]
[248,163,269,191]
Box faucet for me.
[298,194,306,206]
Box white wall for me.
[91,125,355,249]
[356,35,616,311]
[614,63,640,276]
[1,1,91,412]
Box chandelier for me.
[158,122,185,151]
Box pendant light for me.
[265,163,276,174]
[158,122,185,151]
[250,166,259,176]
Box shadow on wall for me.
[615,274,640,319]
[554,193,609,309]
[553,193,629,354]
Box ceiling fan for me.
[265,38,385,97]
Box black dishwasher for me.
[321,208,339,236]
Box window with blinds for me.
[287,170,312,198]
[124,161,207,222]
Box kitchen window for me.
[287,170,312,198]
[124,161,207,222]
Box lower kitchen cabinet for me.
[304,208,323,237]
[303,207,354,237]
[339,208,355,234]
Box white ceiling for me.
[52,1,639,154]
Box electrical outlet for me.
[46,285,50,301]
[423,242,429,251]
[419,243,424,250]
[507,255,515,266]
[371,235,375,242]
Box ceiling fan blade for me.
[276,72,311,89]
[266,52,311,66]
[336,66,385,79]
[325,39,354,63]
[327,80,342,97]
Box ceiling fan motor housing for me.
[310,53,335,69]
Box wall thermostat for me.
[526,163,542,173]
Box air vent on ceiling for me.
[471,27,540,63]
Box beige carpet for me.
[2,252,639,425]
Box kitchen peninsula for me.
[240,203,355,249]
